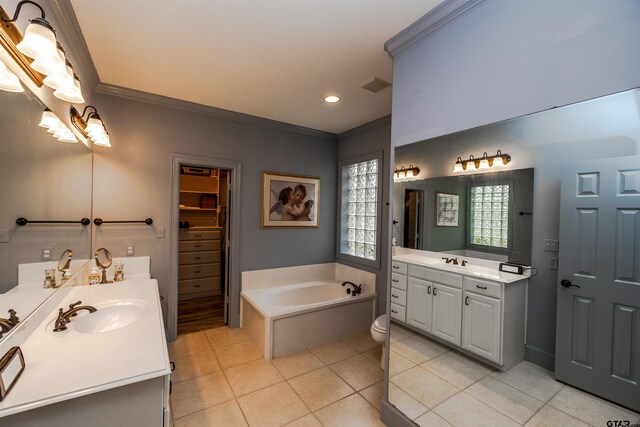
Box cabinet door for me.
[431,283,462,346]
[462,292,502,363]
[406,277,432,333]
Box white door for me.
[431,283,462,345]
[407,277,432,332]
[462,291,501,363]
[556,155,640,411]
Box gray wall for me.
[389,0,640,146]
[92,88,338,320]
[337,117,391,316]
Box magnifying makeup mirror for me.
[58,249,74,285]
[95,248,113,284]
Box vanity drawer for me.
[391,273,407,291]
[464,277,502,299]
[179,251,220,265]
[179,229,221,241]
[179,278,218,294]
[179,263,220,280]
[391,261,408,275]
[390,303,406,322]
[390,288,407,307]
[179,240,221,252]
[409,265,463,288]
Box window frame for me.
[336,151,384,269]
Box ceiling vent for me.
[359,76,391,93]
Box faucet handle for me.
[68,301,82,317]
[461,260,468,267]
[441,257,450,263]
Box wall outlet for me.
[156,227,165,239]
[544,239,559,252]
[0,229,9,243]
[548,257,558,270]
[126,244,135,256]
[41,247,52,261]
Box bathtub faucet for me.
[341,281,362,296]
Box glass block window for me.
[470,184,510,249]
[342,159,378,261]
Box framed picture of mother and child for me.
[262,172,320,228]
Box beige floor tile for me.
[170,350,221,383]
[549,386,639,426]
[341,331,381,353]
[388,349,417,376]
[330,354,384,391]
[238,382,309,427]
[314,393,385,427]
[174,399,248,427]
[204,326,251,349]
[363,346,383,366]
[391,366,458,408]
[309,340,358,365]
[284,413,323,427]
[170,371,234,419]
[168,331,212,358]
[434,392,519,427]
[390,322,416,342]
[447,350,495,376]
[214,340,263,369]
[525,405,590,427]
[466,376,545,424]
[388,382,429,419]
[360,381,384,411]
[491,360,563,402]
[421,353,490,389]
[272,349,325,379]
[390,335,447,364]
[288,366,354,411]
[414,410,452,427]
[224,358,284,397]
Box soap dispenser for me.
[113,258,124,282]
[88,266,101,286]
[43,262,57,288]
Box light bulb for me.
[0,62,24,92]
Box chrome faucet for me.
[441,257,459,265]
[0,309,20,338]
[341,281,362,296]
[53,301,97,332]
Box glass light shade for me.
[478,158,490,169]
[53,76,84,104]
[30,45,64,75]
[0,62,23,92]
[43,63,73,90]
[56,128,77,143]
[493,156,505,167]
[16,21,58,62]
[38,110,59,128]
[93,133,111,147]
[86,117,104,137]
[466,161,477,171]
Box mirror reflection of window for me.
[469,184,510,248]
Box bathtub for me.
[241,280,376,359]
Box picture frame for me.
[262,172,320,228]
[435,192,459,227]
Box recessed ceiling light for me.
[324,95,340,103]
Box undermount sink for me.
[46,299,150,335]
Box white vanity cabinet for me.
[431,283,462,346]
[406,277,431,332]
[390,261,408,322]
[462,291,501,363]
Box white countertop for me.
[393,253,529,284]
[0,280,170,417]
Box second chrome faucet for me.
[53,301,97,332]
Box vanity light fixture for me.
[70,106,111,147]
[53,72,84,104]
[453,150,511,173]
[38,108,77,143]
[394,165,420,180]
[0,60,23,92]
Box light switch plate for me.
[0,229,8,243]
[544,239,559,252]
[156,227,165,238]
[126,244,135,256]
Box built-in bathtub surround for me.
[241,263,376,359]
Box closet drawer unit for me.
[178,263,220,280]
[179,251,220,265]
[390,303,406,322]
[391,273,407,291]
[409,265,462,288]
[178,278,217,294]
[179,230,221,241]
[391,261,408,275]
[179,240,221,253]
[390,288,407,306]
[464,277,502,299]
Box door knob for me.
[560,279,580,288]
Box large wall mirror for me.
[0,86,92,342]
[387,87,640,423]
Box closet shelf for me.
[180,190,217,195]
[180,206,219,211]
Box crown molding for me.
[338,115,391,140]
[95,83,338,141]
[48,0,100,91]
[385,0,483,56]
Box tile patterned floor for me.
[388,322,640,427]
[168,323,639,427]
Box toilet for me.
[370,314,387,370]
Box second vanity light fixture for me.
[70,106,111,147]
[453,150,511,173]
[39,108,77,143]
[394,165,420,181]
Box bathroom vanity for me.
[391,252,528,371]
